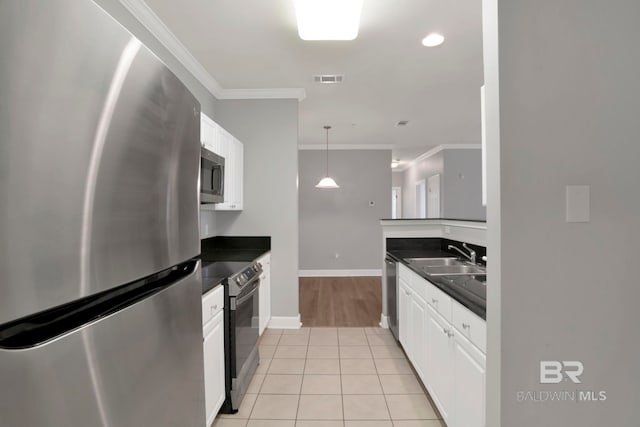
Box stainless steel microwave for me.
[201,146,224,204]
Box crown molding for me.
[395,143,481,171]
[118,0,305,101]
[298,144,394,150]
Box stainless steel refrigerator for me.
[0,1,205,426]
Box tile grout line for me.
[338,332,345,425]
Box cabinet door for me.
[214,131,243,211]
[200,115,216,152]
[409,293,428,382]
[426,305,454,424]
[233,139,243,209]
[204,311,225,425]
[398,279,411,351]
[453,333,486,427]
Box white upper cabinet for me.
[200,113,244,211]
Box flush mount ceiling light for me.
[421,33,445,47]
[391,159,400,168]
[295,0,364,41]
[315,126,340,189]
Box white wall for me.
[402,151,444,217]
[487,1,640,425]
[208,99,299,319]
[401,148,485,220]
[392,171,404,188]
[299,150,391,272]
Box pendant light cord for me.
[324,125,331,177]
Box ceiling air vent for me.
[396,120,409,127]
[314,74,344,84]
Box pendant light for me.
[315,125,340,189]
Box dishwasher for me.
[385,256,399,340]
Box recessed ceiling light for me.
[391,159,401,168]
[421,33,445,47]
[295,0,364,41]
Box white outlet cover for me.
[565,185,590,223]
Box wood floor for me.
[299,276,382,327]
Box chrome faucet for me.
[447,243,476,264]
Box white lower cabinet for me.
[426,305,455,424]
[398,262,486,427]
[257,252,271,335]
[408,292,428,381]
[398,277,411,348]
[203,286,225,426]
[453,331,486,427]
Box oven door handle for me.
[233,281,260,308]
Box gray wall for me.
[207,99,299,318]
[442,150,486,220]
[402,151,444,217]
[299,150,391,270]
[94,0,217,117]
[488,0,640,425]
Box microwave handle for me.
[218,164,224,197]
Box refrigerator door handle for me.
[0,259,199,350]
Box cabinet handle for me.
[448,330,455,338]
[462,323,470,330]
[432,298,438,304]
[211,304,218,313]
[442,327,449,336]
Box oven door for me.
[201,147,224,204]
[230,278,260,378]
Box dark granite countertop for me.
[387,246,487,320]
[381,218,487,223]
[200,236,270,295]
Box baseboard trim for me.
[268,314,302,329]
[379,314,389,328]
[298,269,382,277]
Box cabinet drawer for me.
[451,300,486,353]
[202,284,224,326]
[398,262,411,283]
[408,269,429,301]
[426,281,452,323]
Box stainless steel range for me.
[202,260,263,413]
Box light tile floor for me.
[213,327,445,427]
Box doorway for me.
[427,174,441,218]
[392,186,402,219]
[415,180,426,218]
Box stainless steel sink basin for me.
[423,264,487,276]
[406,257,462,267]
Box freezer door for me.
[0,260,205,427]
[0,0,201,323]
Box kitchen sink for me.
[423,264,487,276]
[406,257,463,267]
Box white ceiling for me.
[144,0,483,163]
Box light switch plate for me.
[565,185,590,223]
